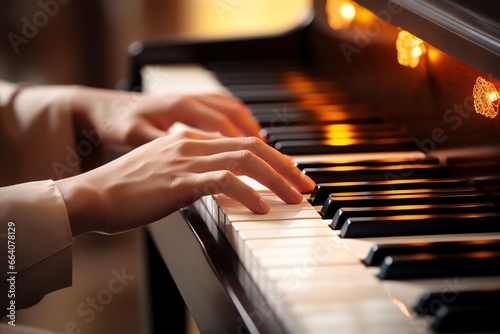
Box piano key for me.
[414,287,500,316]
[232,88,298,103]
[232,227,336,271]
[308,178,468,205]
[432,303,500,333]
[251,245,360,286]
[268,128,408,143]
[305,164,454,184]
[274,137,418,155]
[228,219,326,245]
[266,265,422,334]
[254,111,379,127]
[341,232,500,262]
[332,202,500,230]
[242,236,345,284]
[253,109,380,127]
[292,150,428,165]
[341,213,500,238]
[223,206,321,223]
[331,186,478,198]
[364,238,500,266]
[295,156,440,170]
[378,251,500,279]
[269,130,413,146]
[321,191,488,219]
[261,122,405,138]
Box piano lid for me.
[353,0,500,80]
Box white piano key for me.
[232,227,335,263]
[242,236,343,273]
[141,64,229,95]
[250,245,360,286]
[215,194,309,206]
[220,200,315,213]
[224,209,321,223]
[229,217,325,237]
[263,264,427,334]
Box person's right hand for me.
[55,130,316,237]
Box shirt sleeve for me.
[0,80,80,186]
[0,80,77,316]
[0,180,74,317]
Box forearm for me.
[0,82,80,185]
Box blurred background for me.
[0,0,311,90]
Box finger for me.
[194,94,264,139]
[181,151,304,204]
[178,99,245,138]
[189,171,271,213]
[177,137,316,192]
[169,128,225,141]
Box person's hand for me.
[69,86,265,147]
[55,131,316,237]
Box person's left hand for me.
[70,86,265,148]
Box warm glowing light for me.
[340,3,355,21]
[396,30,426,68]
[473,77,499,119]
[326,0,356,30]
[489,91,500,103]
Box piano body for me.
[128,0,500,333]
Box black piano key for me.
[364,238,500,266]
[262,122,405,137]
[415,288,500,316]
[254,110,378,126]
[264,123,407,143]
[332,202,499,230]
[297,156,440,171]
[320,191,488,219]
[432,304,500,333]
[232,89,298,103]
[378,251,500,279]
[331,186,477,198]
[308,178,468,205]
[340,213,500,238]
[268,130,405,146]
[252,109,380,128]
[305,164,453,184]
[275,138,418,155]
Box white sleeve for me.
[0,180,74,317]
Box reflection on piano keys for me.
[136,0,500,333]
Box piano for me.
[127,0,500,333]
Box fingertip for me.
[258,197,271,213]
[288,186,305,203]
[301,174,317,192]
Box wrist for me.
[55,174,107,237]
